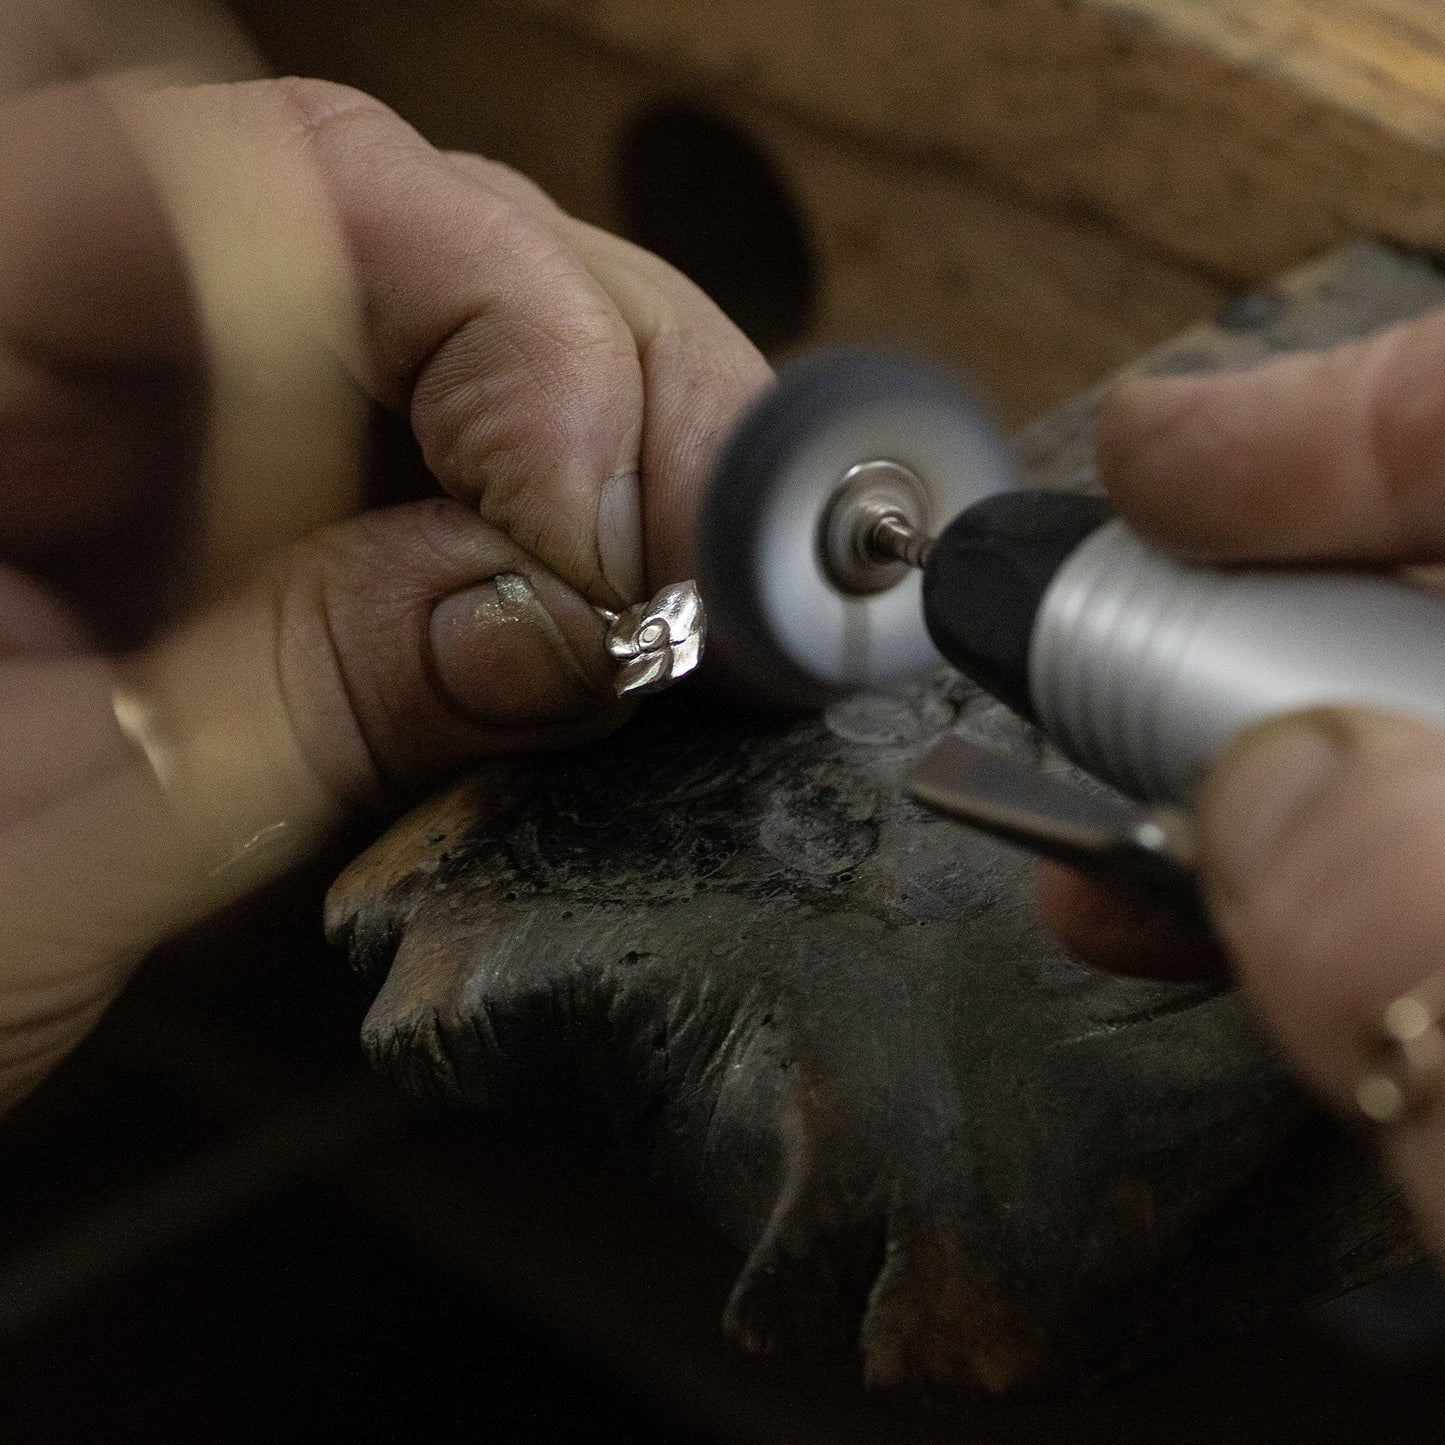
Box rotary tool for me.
[699,349,1445,890]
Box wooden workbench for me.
[229,0,1445,424]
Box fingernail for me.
[429,573,602,727]
[1201,715,1347,900]
[596,469,644,605]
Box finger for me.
[0,565,90,657]
[1096,309,1445,562]
[205,77,644,606]
[1033,861,1228,981]
[0,568,108,823]
[0,5,69,99]
[0,81,194,374]
[0,74,360,642]
[0,80,200,550]
[1198,707,1445,1254]
[219,78,767,606]
[0,496,627,1112]
[442,150,773,586]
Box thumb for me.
[1198,707,1445,1254]
[130,495,625,834]
[1096,306,1445,563]
[262,495,625,810]
[0,497,623,1111]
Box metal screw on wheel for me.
[699,349,1016,701]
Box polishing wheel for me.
[700,349,1015,697]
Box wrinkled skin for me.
[327,675,1409,1399]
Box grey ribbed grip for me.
[1030,521,1445,803]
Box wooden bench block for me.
[501,0,1445,281]
[325,242,1435,1405]
[228,1,1445,422]
[229,0,1230,424]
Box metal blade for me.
[908,734,1205,924]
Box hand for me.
[0,73,770,1112]
[1041,308,1445,1254]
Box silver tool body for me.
[1033,521,1445,804]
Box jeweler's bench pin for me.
[596,581,707,698]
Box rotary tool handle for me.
[1047,527,1445,804]
[921,492,1115,721]
[923,490,1445,806]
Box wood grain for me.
[229,0,1445,417]
[229,0,1227,424]
[497,0,1445,279]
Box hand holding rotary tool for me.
[699,316,1445,1264]
[702,347,1445,810]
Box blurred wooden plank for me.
[229,0,1227,425]
[1116,0,1445,136]
[497,0,1445,280]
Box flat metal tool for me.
[908,734,1206,925]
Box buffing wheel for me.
[700,349,1015,697]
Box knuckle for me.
[447,151,563,214]
[264,525,395,811]
[267,76,397,146]
[412,288,639,512]
[265,498,519,809]
[633,290,685,352]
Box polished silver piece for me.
[600,580,707,698]
[816,459,933,596]
[909,733,1201,918]
[1031,519,1445,803]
